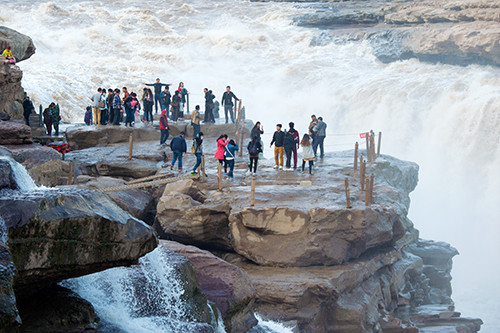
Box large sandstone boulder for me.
[0,121,32,145]
[161,241,257,332]
[0,59,26,120]
[0,188,158,294]
[0,27,36,62]
[155,180,232,250]
[230,205,408,267]
[65,125,160,150]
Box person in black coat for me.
[22,96,34,126]
[170,131,187,171]
[221,86,239,124]
[203,88,215,123]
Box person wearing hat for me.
[2,45,15,64]
[191,131,204,175]
[145,78,171,114]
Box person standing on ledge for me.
[312,116,327,158]
[145,78,171,114]
[22,95,34,126]
[170,131,187,172]
[221,86,239,124]
[270,124,285,170]
[178,82,189,117]
[112,88,122,125]
[106,89,114,125]
[51,104,61,136]
[191,132,204,176]
[160,85,171,118]
[90,88,102,125]
[191,105,201,138]
[203,88,215,123]
[159,107,169,145]
[300,133,315,175]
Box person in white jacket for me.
[301,133,315,175]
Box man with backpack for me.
[247,136,263,176]
[170,131,187,171]
[159,108,169,145]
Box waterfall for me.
[62,247,224,333]
[0,156,37,192]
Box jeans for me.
[160,129,169,145]
[274,146,284,166]
[193,153,202,172]
[125,108,134,126]
[171,150,183,169]
[313,136,325,157]
[227,159,235,177]
[224,104,234,123]
[154,95,160,113]
[100,109,108,124]
[192,123,200,138]
[249,157,258,173]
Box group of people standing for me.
[42,103,61,136]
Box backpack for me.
[284,132,295,147]
[248,141,258,156]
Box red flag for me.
[360,132,368,139]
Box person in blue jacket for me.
[224,139,239,179]
[170,131,187,171]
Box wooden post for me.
[370,173,375,204]
[360,158,365,191]
[365,132,370,162]
[370,133,376,162]
[354,142,358,171]
[344,177,352,209]
[239,107,245,157]
[128,134,133,160]
[377,132,382,157]
[250,176,256,206]
[217,162,222,191]
[68,160,74,185]
[200,155,206,182]
[365,178,370,206]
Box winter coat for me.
[313,121,327,137]
[251,127,263,140]
[159,110,169,130]
[225,143,239,160]
[99,94,107,110]
[112,94,121,109]
[302,144,315,161]
[84,110,92,125]
[221,91,239,106]
[289,129,300,149]
[271,131,285,147]
[170,136,187,153]
[215,138,228,160]
[43,108,52,125]
[91,92,101,107]
[23,99,34,117]
[179,87,188,103]
[191,110,200,125]
[205,91,215,106]
[160,90,171,107]
[51,105,60,125]
[284,131,296,150]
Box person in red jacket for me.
[159,109,169,145]
[215,134,229,175]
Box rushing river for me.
[1,0,499,331]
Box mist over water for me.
[2,0,500,331]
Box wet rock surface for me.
[16,285,99,333]
[0,188,158,294]
[290,0,500,66]
[0,58,27,120]
[161,240,258,333]
[0,242,19,332]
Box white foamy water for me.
[2,0,499,331]
[0,156,37,192]
[63,247,223,332]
